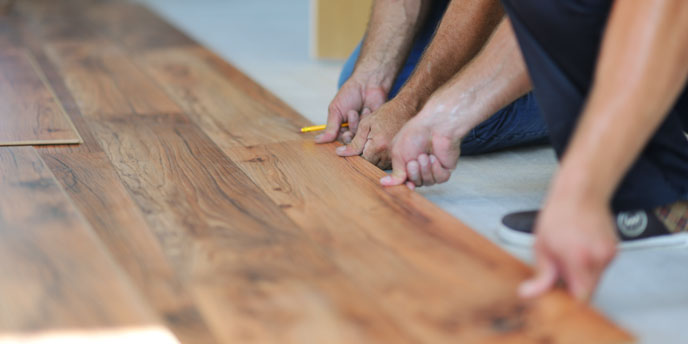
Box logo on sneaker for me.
[616,211,648,238]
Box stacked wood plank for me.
[0,1,635,343]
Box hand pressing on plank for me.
[315,76,387,144]
[520,189,618,302]
[335,97,417,169]
[379,101,463,189]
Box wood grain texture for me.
[0,146,167,338]
[84,1,196,52]
[44,41,182,119]
[223,140,634,344]
[136,47,310,148]
[87,116,409,343]
[0,49,81,145]
[40,151,220,344]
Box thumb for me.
[380,149,407,186]
[519,251,558,299]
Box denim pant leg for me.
[461,93,549,155]
[338,0,451,98]
[502,0,688,211]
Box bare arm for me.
[334,0,507,167]
[554,0,688,204]
[395,0,505,112]
[317,0,430,143]
[355,0,431,93]
[522,0,688,301]
[382,18,531,186]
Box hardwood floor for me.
[0,0,635,343]
[0,49,81,146]
[0,146,166,339]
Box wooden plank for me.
[40,151,221,344]
[44,41,182,120]
[310,0,373,59]
[136,47,309,148]
[84,1,196,52]
[0,146,176,342]
[222,140,634,343]
[87,116,410,343]
[0,49,81,146]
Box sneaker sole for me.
[497,223,688,250]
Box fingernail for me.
[315,134,322,141]
[336,146,346,154]
[430,155,437,164]
[380,176,391,184]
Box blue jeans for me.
[502,0,688,211]
[338,0,549,155]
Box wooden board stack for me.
[0,0,635,343]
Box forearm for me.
[553,0,688,204]
[395,0,504,111]
[353,0,430,93]
[420,18,531,138]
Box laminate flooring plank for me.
[39,151,221,344]
[0,146,177,343]
[223,140,634,344]
[0,49,81,146]
[136,47,310,148]
[44,41,182,120]
[87,116,411,343]
[84,1,196,52]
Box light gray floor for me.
[138,1,688,342]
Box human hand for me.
[334,98,416,169]
[519,192,618,302]
[379,105,463,189]
[315,76,387,144]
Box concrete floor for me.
[137,1,688,342]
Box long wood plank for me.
[0,146,176,343]
[86,116,410,343]
[84,1,196,52]
[43,41,182,119]
[39,151,221,344]
[0,49,81,146]
[22,15,220,340]
[222,140,634,343]
[136,47,309,148]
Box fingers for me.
[417,154,435,186]
[316,110,345,143]
[341,131,354,144]
[407,160,421,186]
[336,122,370,157]
[563,258,598,302]
[561,242,614,302]
[380,149,408,186]
[347,110,360,133]
[430,155,451,183]
[519,249,558,299]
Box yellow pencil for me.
[300,123,349,133]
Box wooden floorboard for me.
[44,41,182,120]
[0,146,175,342]
[223,140,633,343]
[136,47,308,148]
[86,116,409,343]
[0,49,81,146]
[39,151,220,344]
